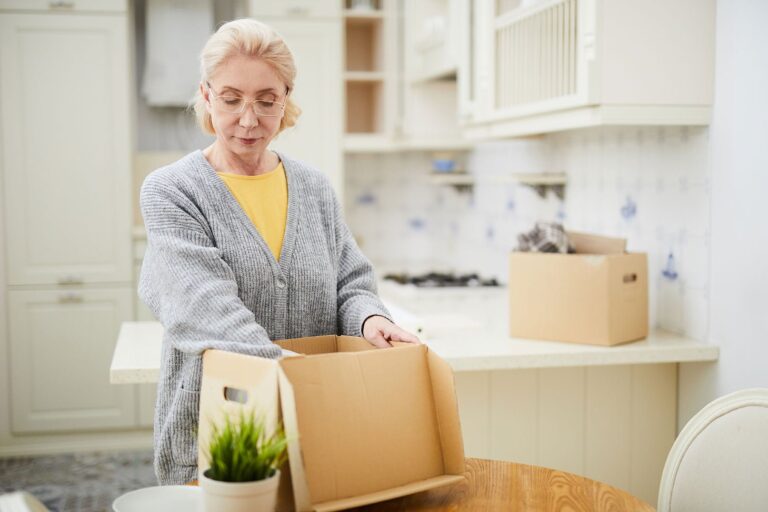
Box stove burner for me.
[383,272,500,288]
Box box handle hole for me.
[623,273,638,283]
[223,387,249,404]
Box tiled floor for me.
[0,450,156,512]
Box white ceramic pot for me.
[199,469,280,512]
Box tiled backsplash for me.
[345,126,711,338]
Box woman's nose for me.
[238,104,260,127]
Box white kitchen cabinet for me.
[8,288,136,433]
[0,5,136,439]
[258,18,345,197]
[460,0,716,139]
[400,0,468,149]
[403,0,460,82]
[0,10,132,286]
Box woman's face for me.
[203,54,287,161]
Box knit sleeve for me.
[332,189,392,336]
[138,173,281,359]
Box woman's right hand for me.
[362,315,421,348]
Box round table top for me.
[348,458,655,512]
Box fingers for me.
[387,325,421,344]
[367,331,393,349]
[389,328,421,344]
[362,316,421,348]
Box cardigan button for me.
[276,279,286,289]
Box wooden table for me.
[349,458,655,511]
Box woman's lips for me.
[236,137,260,145]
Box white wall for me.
[678,0,768,426]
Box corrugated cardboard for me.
[198,336,465,511]
[509,232,648,346]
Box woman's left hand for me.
[362,315,421,348]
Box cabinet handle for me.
[58,275,84,285]
[49,1,75,9]
[59,292,83,303]
[286,6,309,15]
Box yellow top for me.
[218,162,288,261]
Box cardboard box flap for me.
[313,474,466,512]
[426,350,466,474]
[276,335,381,355]
[276,335,340,355]
[277,344,448,505]
[198,350,281,476]
[567,231,627,254]
[337,335,378,352]
[278,368,312,511]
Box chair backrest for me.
[0,491,50,512]
[658,388,768,512]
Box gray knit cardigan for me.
[138,150,390,485]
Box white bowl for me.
[112,485,201,512]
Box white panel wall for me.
[679,0,768,425]
[454,364,677,505]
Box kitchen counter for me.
[110,321,717,384]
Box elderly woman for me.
[139,18,418,485]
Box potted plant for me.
[199,410,288,512]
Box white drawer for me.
[0,0,126,13]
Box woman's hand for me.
[362,315,421,348]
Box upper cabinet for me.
[404,0,460,82]
[400,0,469,149]
[343,0,470,152]
[460,0,716,139]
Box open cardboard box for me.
[509,231,648,346]
[198,336,466,511]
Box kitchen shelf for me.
[344,71,386,82]
[343,9,385,21]
[505,172,566,186]
[343,0,396,140]
[429,172,472,186]
[426,171,566,197]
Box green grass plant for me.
[204,410,288,483]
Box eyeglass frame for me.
[205,81,288,117]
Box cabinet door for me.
[0,12,132,286]
[8,287,136,432]
[263,19,344,198]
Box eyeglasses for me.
[206,82,286,117]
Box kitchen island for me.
[111,321,717,505]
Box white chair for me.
[0,492,50,512]
[658,388,768,512]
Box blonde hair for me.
[192,18,301,135]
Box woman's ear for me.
[200,82,212,112]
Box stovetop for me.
[382,272,500,288]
